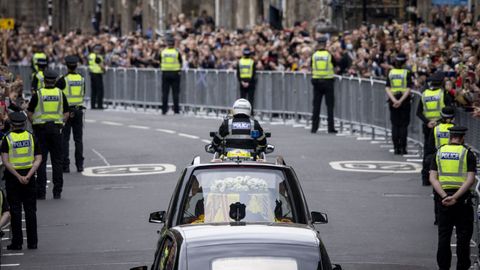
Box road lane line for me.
[85,119,96,123]
[406,159,423,162]
[403,154,420,158]
[128,125,150,130]
[0,264,20,267]
[156,128,176,134]
[92,149,111,166]
[178,133,199,139]
[201,139,211,143]
[2,253,24,256]
[101,121,124,126]
[356,137,372,140]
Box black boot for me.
[311,120,319,134]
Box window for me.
[212,257,298,270]
[157,237,177,270]
[181,168,294,224]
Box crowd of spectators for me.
[1,6,480,117]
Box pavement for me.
[0,109,444,269]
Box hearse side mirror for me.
[265,144,275,154]
[209,131,216,137]
[265,132,271,138]
[332,264,343,270]
[205,144,216,154]
[130,266,148,270]
[311,211,328,224]
[149,211,166,224]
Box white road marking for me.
[370,140,388,144]
[403,154,420,158]
[85,119,96,123]
[269,122,284,125]
[380,145,393,148]
[178,133,199,139]
[0,264,20,267]
[201,139,211,144]
[91,149,111,166]
[2,253,24,256]
[156,128,176,134]
[356,137,372,141]
[101,121,124,126]
[292,124,306,128]
[82,164,176,177]
[128,125,150,130]
[407,159,423,162]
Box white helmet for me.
[232,99,251,116]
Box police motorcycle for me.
[205,131,274,161]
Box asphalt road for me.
[1,109,442,269]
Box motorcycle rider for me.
[210,99,266,154]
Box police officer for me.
[425,106,455,225]
[31,58,48,94]
[160,35,182,115]
[31,44,47,72]
[430,126,476,270]
[385,53,412,155]
[1,112,42,250]
[311,36,337,134]
[211,99,266,153]
[56,55,85,173]
[88,45,105,110]
[27,69,69,200]
[417,71,452,186]
[237,48,256,112]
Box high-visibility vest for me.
[88,53,103,74]
[312,50,334,79]
[433,123,454,148]
[32,87,63,125]
[160,48,181,71]
[6,130,35,169]
[422,88,445,120]
[32,52,47,71]
[388,68,408,93]
[33,71,45,90]
[436,144,468,190]
[238,58,254,79]
[63,73,85,106]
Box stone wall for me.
[0,0,455,34]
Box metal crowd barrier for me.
[9,64,479,153]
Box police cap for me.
[36,58,48,66]
[428,71,444,83]
[43,69,58,80]
[8,112,27,126]
[242,47,251,55]
[65,55,79,65]
[440,106,455,118]
[165,35,175,45]
[316,36,328,44]
[448,126,468,136]
[395,53,407,62]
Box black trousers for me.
[239,81,255,111]
[311,79,335,132]
[33,123,63,196]
[435,194,473,270]
[422,124,434,184]
[62,109,84,169]
[389,96,411,151]
[162,72,181,114]
[90,73,104,109]
[5,172,37,247]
